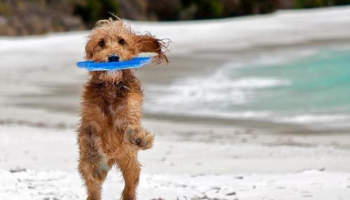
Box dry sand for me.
[1,120,350,200]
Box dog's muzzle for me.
[108,54,120,62]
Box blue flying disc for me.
[77,57,151,71]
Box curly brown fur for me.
[77,18,169,200]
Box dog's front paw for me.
[125,126,154,150]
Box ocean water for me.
[144,47,350,131]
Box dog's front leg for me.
[125,126,154,150]
[124,92,154,150]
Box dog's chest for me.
[95,91,127,129]
[87,79,140,131]
[107,103,128,127]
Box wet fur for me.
[77,18,169,200]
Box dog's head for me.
[85,18,169,81]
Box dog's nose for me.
[108,54,120,62]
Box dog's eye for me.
[98,40,105,47]
[119,39,125,45]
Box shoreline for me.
[1,38,350,133]
[0,44,350,134]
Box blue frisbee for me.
[77,57,151,71]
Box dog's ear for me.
[137,34,169,64]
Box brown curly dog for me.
[77,18,169,200]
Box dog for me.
[77,18,169,200]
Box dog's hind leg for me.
[78,125,112,200]
[116,153,141,200]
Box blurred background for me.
[1,0,350,35]
[1,1,350,199]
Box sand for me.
[1,122,350,200]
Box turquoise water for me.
[146,48,350,130]
[232,49,350,115]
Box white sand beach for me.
[1,122,350,200]
[1,6,350,200]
